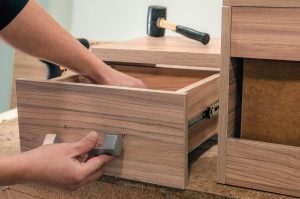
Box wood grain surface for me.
[11,50,46,109]
[241,59,300,146]
[111,65,215,92]
[92,36,220,68]
[226,138,300,197]
[224,0,300,7]
[231,7,300,61]
[178,74,219,121]
[217,6,232,184]
[16,79,188,188]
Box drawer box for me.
[16,37,220,188]
[231,7,300,61]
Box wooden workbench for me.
[0,109,296,199]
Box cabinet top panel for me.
[224,0,300,7]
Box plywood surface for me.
[224,0,300,7]
[241,59,300,146]
[231,7,300,61]
[92,36,220,68]
[16,79,187,188]
[226,138,300,197]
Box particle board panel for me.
[92,36,220,68]
[226,138,300,197]
[16,79,188,188]
[224,0,300,7]
[241,59,300,146]
[231,7,300,61]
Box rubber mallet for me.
[147,5,210,45]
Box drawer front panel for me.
[16,79,187,188]
[231,7,300,61]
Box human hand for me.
[19,132,113,190]
[103,68,147,88]
[89,64,147,88]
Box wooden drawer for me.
[16,64,219,188]
[231,7,300,61]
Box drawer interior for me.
[60,64,217,91]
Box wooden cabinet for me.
[16,36,220,189]
[231,7,300,61]
[218,1,300,197]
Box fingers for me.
[72,131,99,156]
[81,168,104,185]
[82,155,114,176]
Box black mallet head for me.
[147,5,167,37]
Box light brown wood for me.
[110,65,215,92]
[11,50,47,109]
[241,59,300,146]
[226,138,300,197]
[16,63,219,188]
[217,6,232,184]
[92,36,221,68]
[223,0,300,8]
[188,116,218,152]
[16,79,188,188]
[231,7,300,61]
[224,0,300,7]
[178,74,219,121]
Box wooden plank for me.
[217,6,232,184]
[231,7,300,61]
[226,138,300,197]
[241,59,300,146]
[178,74,219,121]
[92,36,221,68]
[224,0,300,7]
[188,116,218,152]
[11,50,46,109]
[16,79,187,188]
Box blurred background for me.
[0,0,222,112]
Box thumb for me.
[73,131,99,156]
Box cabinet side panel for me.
[16,80,187,188]
[218,6,232,184]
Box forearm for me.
[0,154,25,185]
[0,0,109,83]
